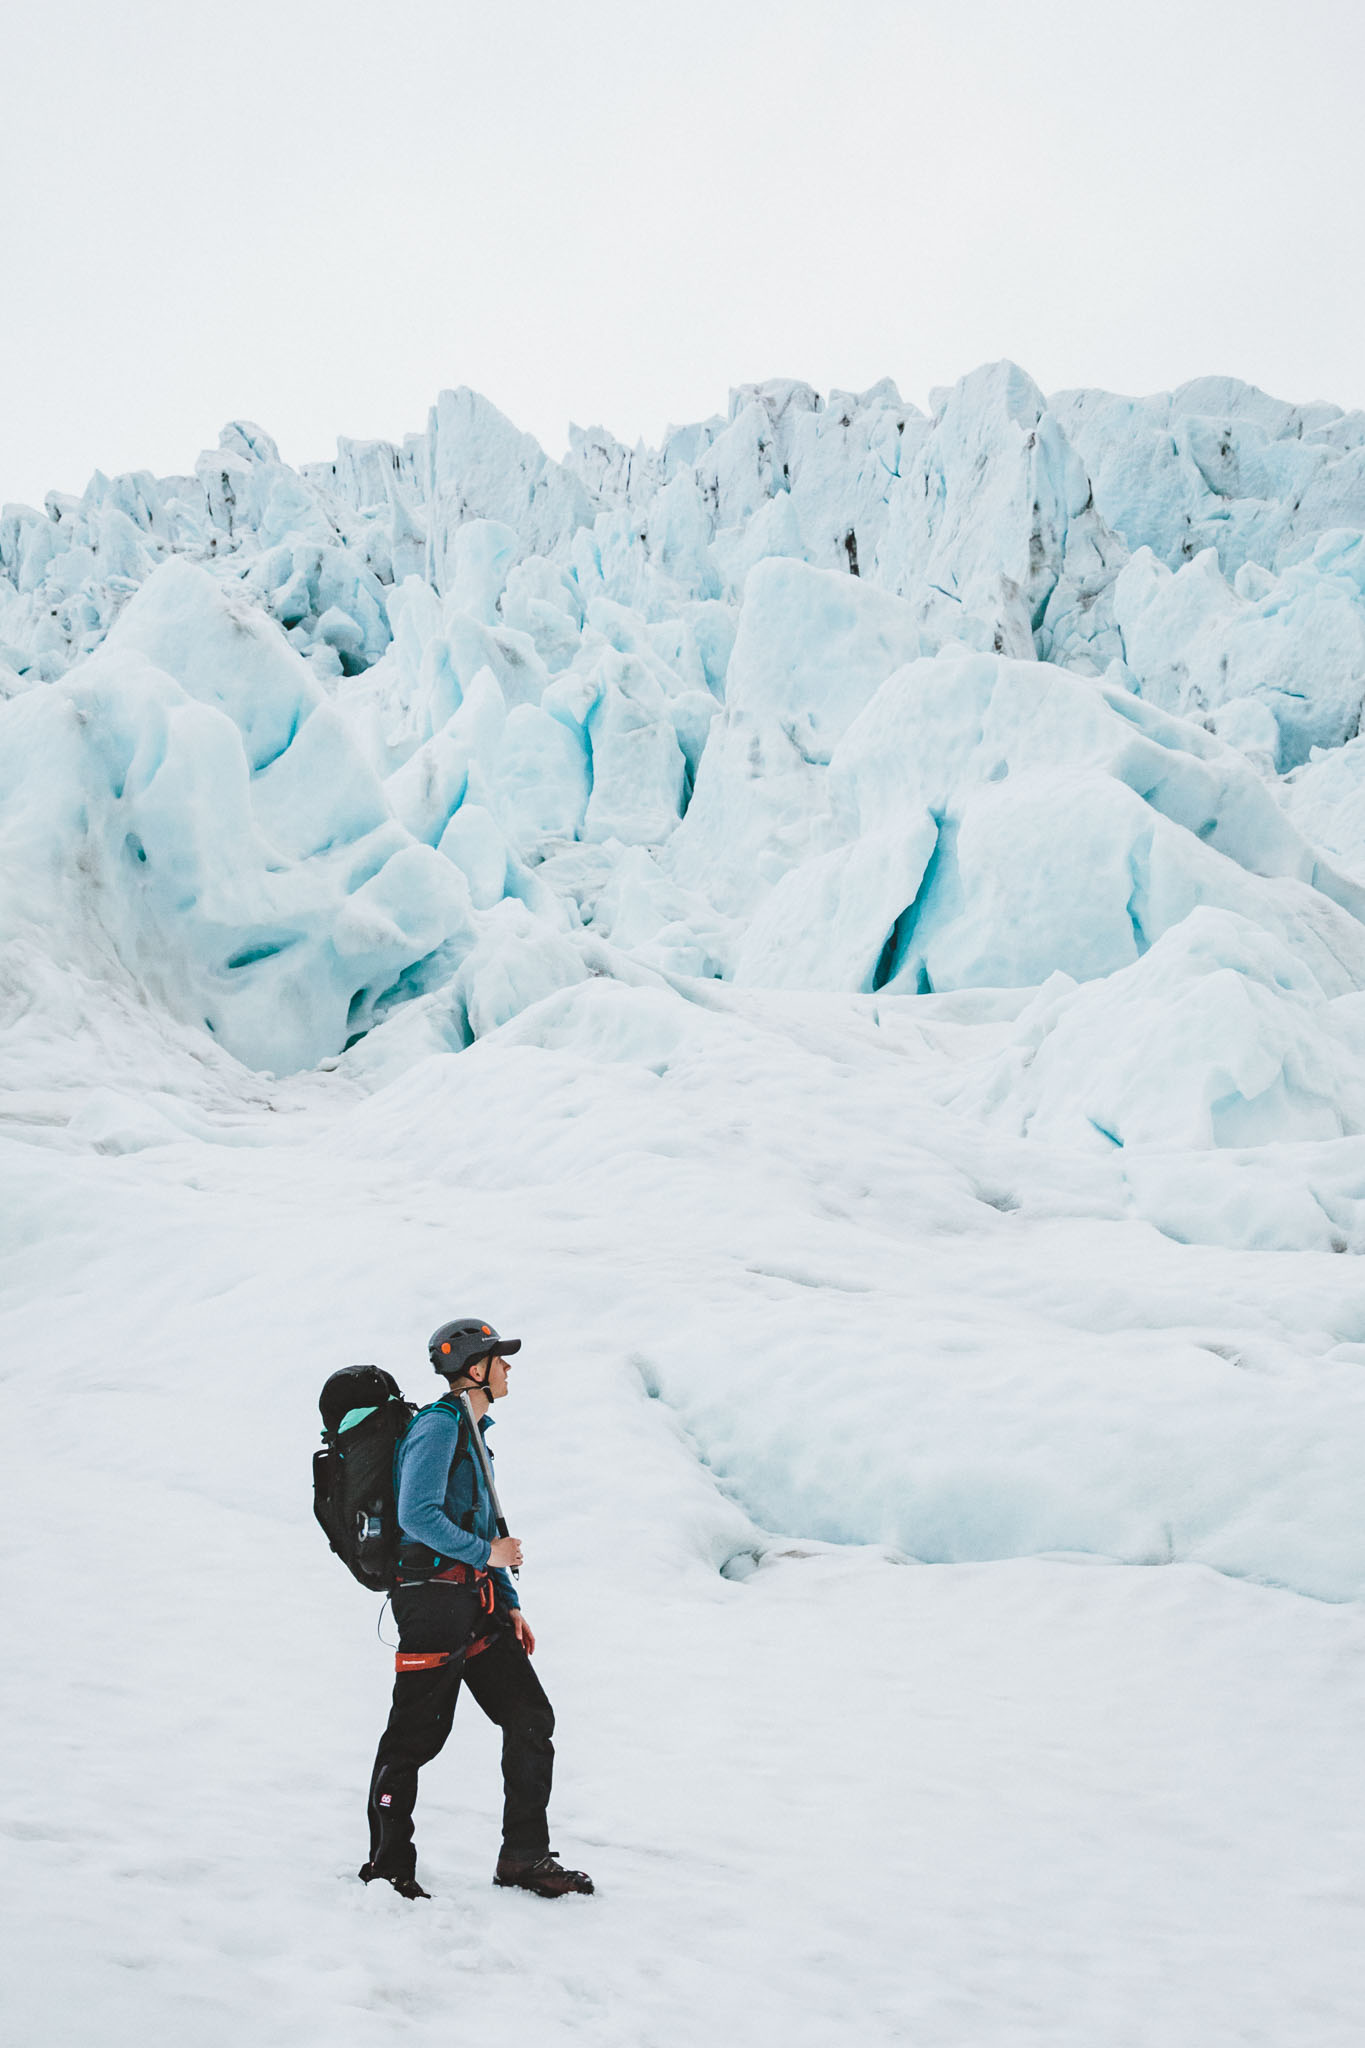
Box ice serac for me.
[424,388,593,593]
[734,820,940,992]
[668,557,929,915]
[1112,532,1365,770]
[804,651,1365,998]
[105,556,325,771]
[1050,377,1365,579]
[0,559,473,1070]
[783,378,926,580]
[872,361,1124,665]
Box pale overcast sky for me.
[2,0,1362,507]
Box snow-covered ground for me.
[6,365,1365,2043]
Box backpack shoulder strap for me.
[422,1393,472,1460]
[406,1395,481,1540]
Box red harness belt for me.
[395,1634,493,1674]
[392,1563,498,1670]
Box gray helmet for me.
[428,1317,522,1379]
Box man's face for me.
[485,1353,512,1399]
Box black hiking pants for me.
[366,1578,554,1881]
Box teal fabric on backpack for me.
[338,1405,379,1433]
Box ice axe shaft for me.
[459,1392,518,1579]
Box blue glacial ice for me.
[5,361,1365,1109]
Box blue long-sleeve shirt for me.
[395,1401,519,1609]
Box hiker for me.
[359,1317,594,1901]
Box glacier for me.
[7,363,1365,1078]
[7,362,1365,2044]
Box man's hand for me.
[489,1535,523,1570]
[510,1611,536,1655]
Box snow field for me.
[7,983,1365,2039]
[5,1047,1365,2045]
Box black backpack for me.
[313,1366,419,1592]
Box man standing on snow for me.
[360,1317,594,1901]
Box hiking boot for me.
[359,1861,431,1900]
[494,1850,594,1897]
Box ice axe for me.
[458,1390,518,1580]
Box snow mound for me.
[1281,724,1365,882]
[947,908,1365,1151]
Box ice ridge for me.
[4,365,1365,1103]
